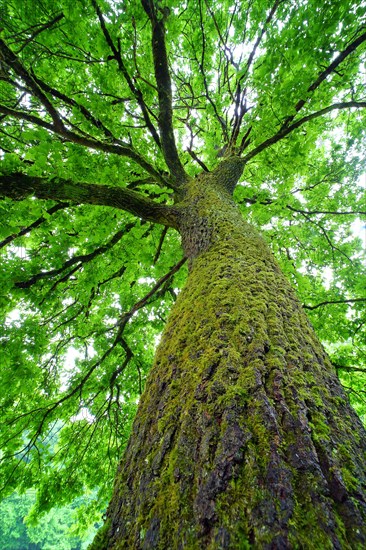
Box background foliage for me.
[0,0,365,533]
[0,489,98,549]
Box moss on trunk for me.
[92,167,366,549]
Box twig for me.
[0,202,68,249]
[303,298,366,311]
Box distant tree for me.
[0,0,365,547]
[0,492,38,550]
[0,490,93,549]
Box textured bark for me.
[91,162,366,549]
[0,173,177,227]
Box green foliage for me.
[0,490,99,549]
[0,0,365,531]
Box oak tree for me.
[0,0,365,547]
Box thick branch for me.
[0,173,178,227]
[0,103,168,184]
[141,0,188,185]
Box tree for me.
[0,489,93,550]
[0,0,365,547]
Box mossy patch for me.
[96,171,366,549]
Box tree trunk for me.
[91,164,366,549]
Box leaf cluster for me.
[0,0,365,526]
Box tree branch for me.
[14,226,127,288]
[334,364,366,374]
[186,148,210,172]
[296,209,353,263]
[0,103,169,184]
[15,13,65,53]
[281,30,366,128]
[230,0,282,148]
[91,0,161,150]
[286,205,366,216]
[0,38,65,131]
[154,226,168,264]
[0,173,178,227]
[31,73,117,141]
[242,101,366,163]
[141,0,188,185]
[116,256,187,332]
[303,298,366,311]
[195,0,229,142]
[0,202,69,249]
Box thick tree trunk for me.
[92,165,366,549]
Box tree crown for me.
[0,0,365,523]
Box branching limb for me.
[334,364,366,374]
[0,202,68,249]
[286,205,366,216]
[116,257,187,332]
[0,38,65,131]
[195,0,229,142]
[244,197,364,217]
[91,0,161,150]
[281,30,366,129]
[238,30,366,162]
[141,0,188,185]
[229,0,282,148]
[15,13,65,53]
[14,226,127,288]
[0,103,167,183]
[4,259,186,469]
[297,210,353,263]
[242,101,366,164]
[31,74,117,142]
[0,173,178,227]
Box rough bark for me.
[91,161,366,549]
[0,173,177,228]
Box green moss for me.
[288,497,334,549]
[340,468,359,491]
[104,173,366,548]
[217,385,249,406]
[88,518,111,550]
[309,414,331,442]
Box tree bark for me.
[91,164,366,549]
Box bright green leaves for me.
[0,488,100,549]
[0,153,23,174]
[0,0,365,532]
[0,194,184,522]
